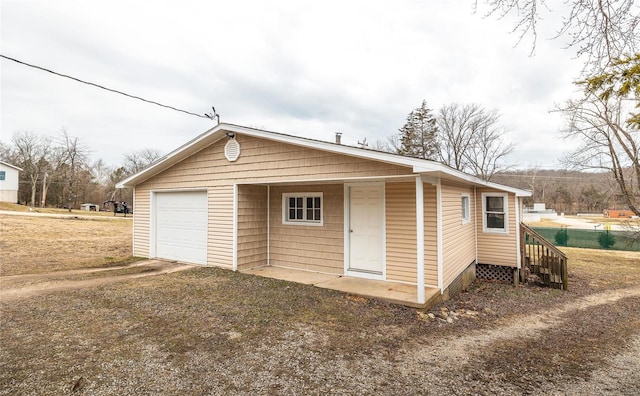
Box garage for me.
[154,191,208,265]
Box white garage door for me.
[155,191,207,265]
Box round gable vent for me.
[224,138,241,162]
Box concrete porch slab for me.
[242,266,441,309]
[244,266,338,285]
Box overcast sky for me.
[1,0,585,169]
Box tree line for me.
[0,130,160,210]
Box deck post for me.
[416,175,425,304]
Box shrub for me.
[598,232,616,249]
[554,229,569,246]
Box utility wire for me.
[0,54,215,120]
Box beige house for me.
[117,124,531,307]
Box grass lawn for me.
[0,213,133,276]
[1,212,639,395]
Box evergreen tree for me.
[397,100,439,160]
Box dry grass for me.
[1,213,639,395]
[0,214,133,276]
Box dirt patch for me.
[0,260,194,302]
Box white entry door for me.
[155,191,208,265]
[348,184,384,275]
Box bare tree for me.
[558,93,639,215]
[437,103,514,180]
[372,135,401,153]
[123,148,162,175]
[477,0,638,72]
[11,132,50,206]
[466,120,515,181]
[59,129,89,211]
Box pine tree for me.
[397,100,439,160]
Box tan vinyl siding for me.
[385,181,417,284]
[441,181,476,289]
[269,184,343,273]
[476,188,518,267]
[208,187,233,268]
[237,185,268,270]
[132,186,150,258]
[423,183,438,287]
[133,135,413,268]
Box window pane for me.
[296,198,303,208]
[296,209,303,219]
[487,213,505,229]
[314,197,321,208]
[314,209,321,221]
[486,196,503,212]
[307,208,313,220]
[289,209,296,220]
[307,197,313,208]
[461,197,468,218]
[289,197,296,207]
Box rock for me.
[427,313,436,319]
[465,310,478,316]
[446,317,454,323]
[435,311,449,320]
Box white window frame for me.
[482,192,509,234]
[461,193,471,225]
[0,171,5,181]
[282,192,323,226]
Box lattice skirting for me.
[476,263,514,283]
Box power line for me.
[0,54,218,122]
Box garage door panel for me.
[155,191,207,265]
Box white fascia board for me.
[413,164,532,197]
[0,160,23,171]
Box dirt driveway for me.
[0,260,194,302]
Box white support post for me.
[416,175,425,304]
[232,184,238,271]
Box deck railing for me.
[520,223,568,290]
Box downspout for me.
[132,187,137,257]
[474,186,478,267]
[267,185,270,266]
[436,178,443,293]
[416,175,425,304]
[515,195,522,270]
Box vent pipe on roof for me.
[335,132,342,144]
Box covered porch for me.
[242,266,442,309]
[235,174,441,307]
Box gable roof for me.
[0,160,23,172]
[116,123,531,196]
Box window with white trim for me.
[282,193,323,225]
[482,193,508,233]
[0,171,5,181]
[461,194,470,224]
